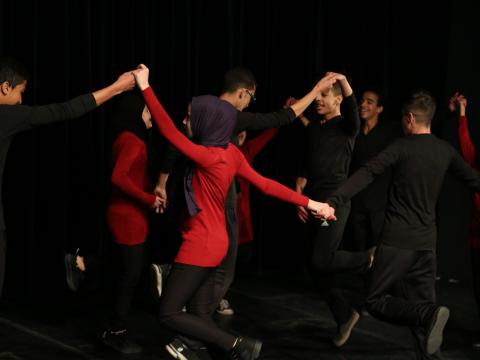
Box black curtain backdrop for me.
[0,0,478,300]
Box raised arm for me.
[327,72,359,136]
[4,71,135,134]
[456,95,477,167]
[133,65,212,167]
[92,71,136,106]
[235,73,337,132]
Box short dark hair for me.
[402,90,436,126]
[331,82,343,97]
[0,57,29,88]
[221,67,256,94]
[362,88,384,107]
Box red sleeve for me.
[111,139,157,207]
[234,147,309,207]
[142,87,214,167]
[458,115,477,167]
[243,128,279,159]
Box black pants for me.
[159,263,236,351]
[307,205,369,275]
[366,245,443,360]
[213,204,238,308]
[0,229,5,298]
[472,248,480,318]
[348,207,385,250]
[110,242,147,329]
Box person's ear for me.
[0,81,11,96]
[377,105,384,115]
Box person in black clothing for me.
[346,89,401,251]
[155,67,336,359]
[0,57,135,298]
[324,90,480,358]
[294,73,374,345]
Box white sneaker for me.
[216,298,234,315]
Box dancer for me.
[325,90,480,358]
[133,64,334,360]
[452,92,480,348]
[0,57,135,298]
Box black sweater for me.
[0,94,97,229]
[328,134,480,250]
[349,120,402,211]
[300,95,360,201]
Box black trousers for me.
[111,242,147,329]
[348,207,385,250]
[306,205,369,275]
[0,229,5,298]
[159,263,236,351]
[366,245,443,360]
[472,248,480,318]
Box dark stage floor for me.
[0,271,479,360]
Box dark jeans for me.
[159,263,236,350]
[110,242,147,329]
[366,245,443,360]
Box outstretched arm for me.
[234,149,333,218]
[236,73,337,132]
[133,64,212,167]
[92,71,136,106]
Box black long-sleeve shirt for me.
[300,95,360,201]
[349,120,402,211]
[328,134,480,250]
[0,94,97,229]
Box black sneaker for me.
[165,338,201,360]
[425,306,450,355]
[64,251,83,292]
[230,337,262,360]
[332,309,360,347]
[100,328,142,354]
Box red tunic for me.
[237,128,278,244]
[458,115,480,248]
[107,131,156,245]
[143,87,309,266]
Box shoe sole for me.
[332,310,360,347]
[427,307,450,354]
[216,309,234,315]
[151,264,162,298]
[251,340,262,360]
[165,344,188,360]
[64,254,78,292]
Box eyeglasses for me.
[245,89,256,104]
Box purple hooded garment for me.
[184,95,238,216]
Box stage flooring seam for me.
[229,287,410,349]
[0,317,96,360]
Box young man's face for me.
[315,89,341,116]
[0,80,27,105]
[142,105,152,129]
[359,91,383,121]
